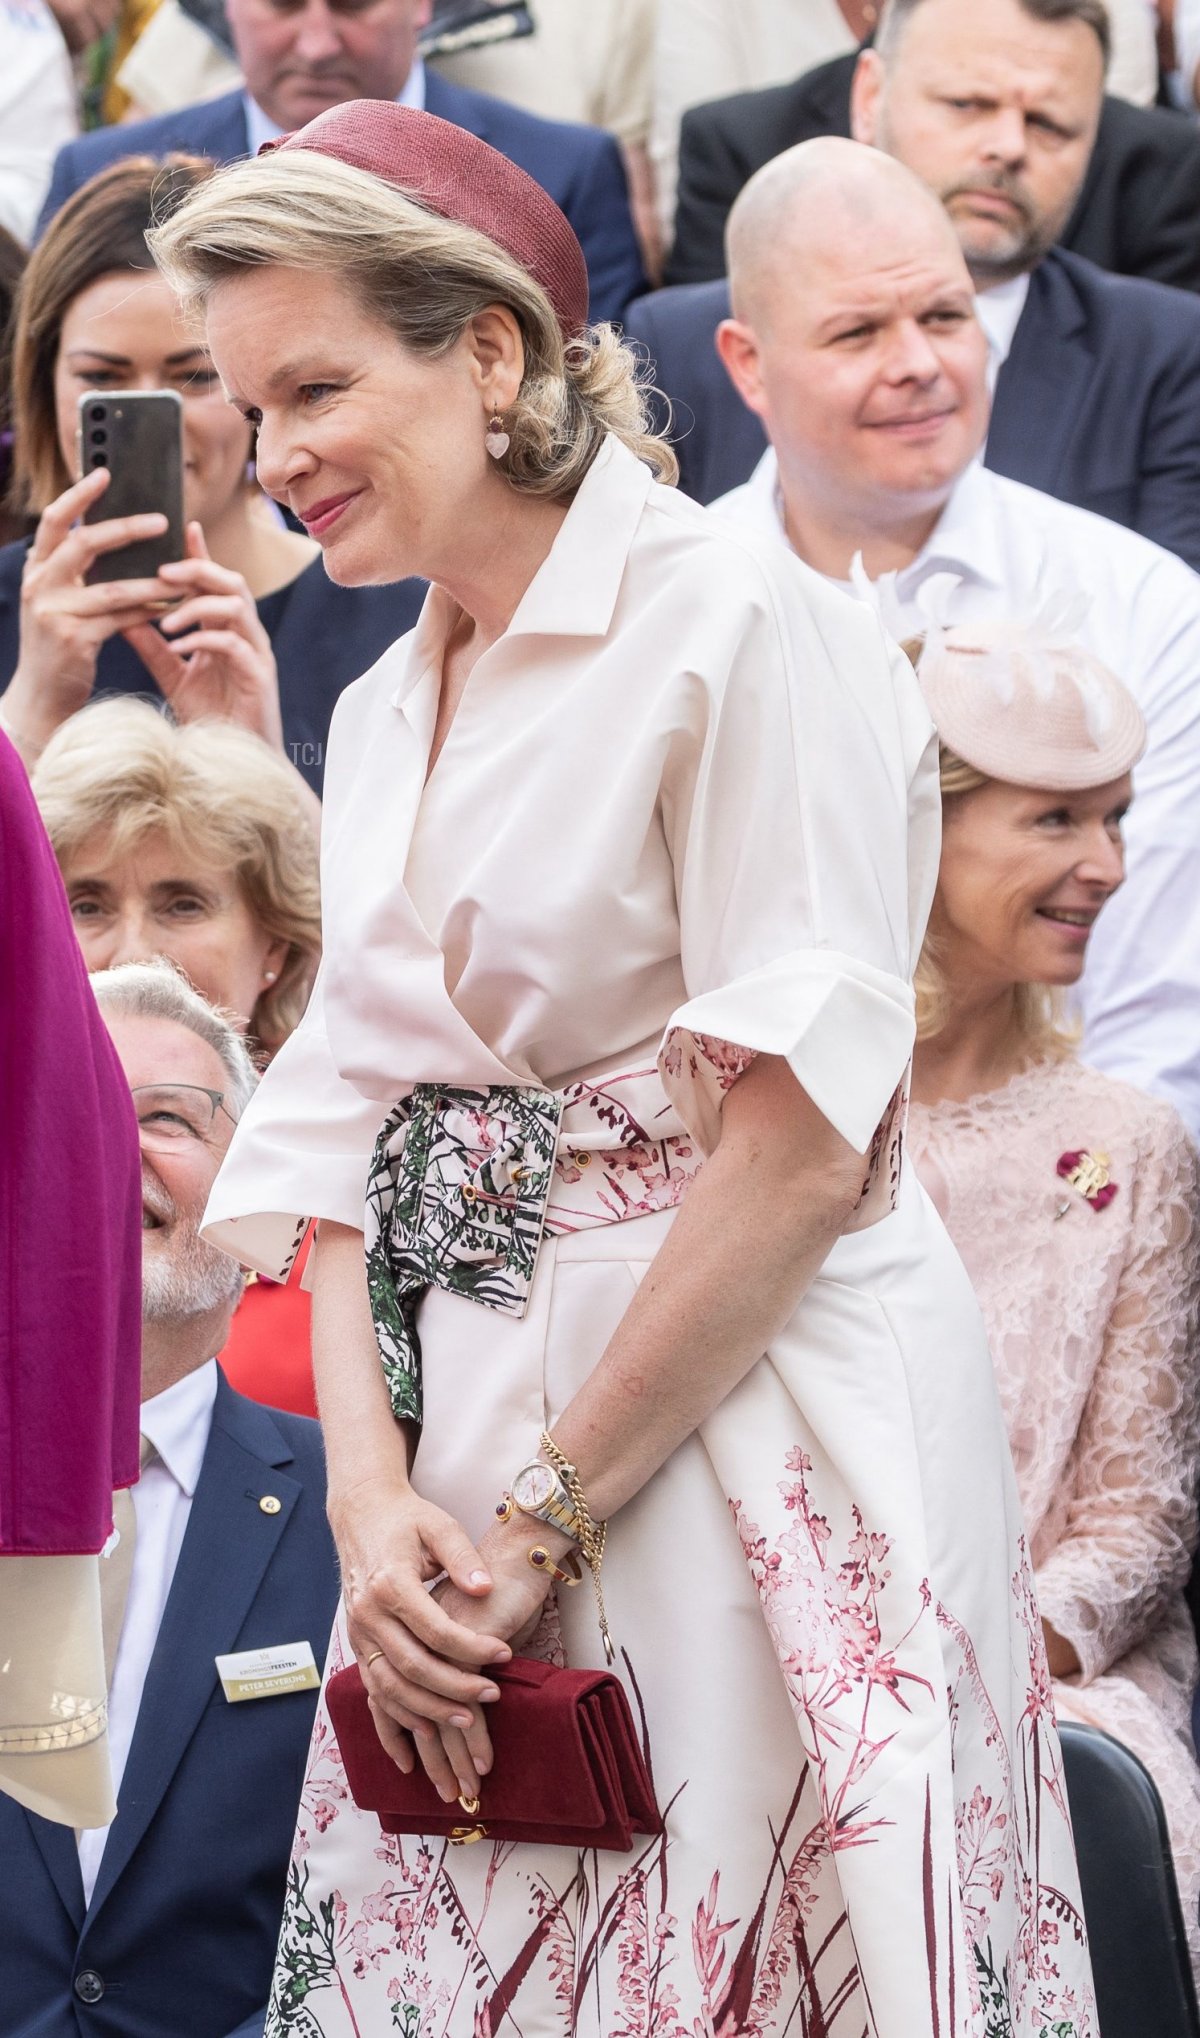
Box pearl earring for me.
[263,970,278,985]
[485,407,511,460]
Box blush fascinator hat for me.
[915,625,1146,793]
[856,567,1147,790]
[147,100,675,497]
[853,572,1148,1056]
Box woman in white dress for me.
[152,103,1096,2037]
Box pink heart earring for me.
[485,407,511,460]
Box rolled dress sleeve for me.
[658,554,940,1157]
[202,960,390,1280]
[201,648,409,1280]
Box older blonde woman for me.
[906,616,1200,1972]
[32,697,318,1057]
[149,104,1094,2036]
[32,696,322,1413]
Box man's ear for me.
[715,317,769,421]
[850,49,884,145]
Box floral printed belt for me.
[363,1069,701,1429]
[363,1059,910,1430]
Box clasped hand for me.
[336,1481,555,1808]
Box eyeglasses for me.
[130,1083,237,1154]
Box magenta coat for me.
[0,730,141,1552]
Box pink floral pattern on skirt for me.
[267,1443,1093,2038]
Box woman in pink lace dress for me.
[906,615,1200,1967]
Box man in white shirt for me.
[714,137,1200,1138]
[637,0,1200,568]
[0,962,338,2038]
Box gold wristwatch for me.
[507,1459,582,1541]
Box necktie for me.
[99,1436,157,1689]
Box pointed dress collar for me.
[323,435,657,1094]
[388,433,654,717]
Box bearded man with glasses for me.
[0,960,338,2038]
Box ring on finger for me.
[365,1649,386,1670]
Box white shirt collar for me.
[973,273,1030,383]
[139,1356,219,1500]
[899,456,1007,596]
[712,446,791,543]
[243,56,426,155]
[715,444,1007,602]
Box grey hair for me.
[876,0,1111,64]
[90,961,259,1117]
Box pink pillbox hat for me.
[258,99,590,340]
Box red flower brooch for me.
[1056,1149,1118,1212]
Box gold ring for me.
[365,1649,385,1670]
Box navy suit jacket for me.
[625,247,1200,572]
[0,1374,339,2038]
[36,74,646,323]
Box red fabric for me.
[218,1232,316,1418]
[0,731,142,1553]
[327,1655,662,1852]
[261,101,590,338]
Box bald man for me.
[718,141,988,572]
[713,136,1200,1140]
[624,0,1200,568]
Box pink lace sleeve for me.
[1036,1113,1200,1684]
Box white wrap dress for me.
[204,437,1096,2037]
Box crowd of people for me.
[1,1,1199,2035]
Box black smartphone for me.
[79,390,186,583]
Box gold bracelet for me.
[539,1430,614,1663]
[527,1545,582,1588]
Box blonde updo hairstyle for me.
[902,637,1076,1062]
[148,150,676,499]
[32,699,321,1055]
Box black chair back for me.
[1059,1722,1199,2037]
[1185,1549,1200,1760]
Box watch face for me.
[513,1463,556,1510]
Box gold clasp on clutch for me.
[449,1793,488,1845]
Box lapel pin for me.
[259,1494,282,1515]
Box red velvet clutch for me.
[326,1655,663,1852]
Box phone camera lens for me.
[90,451,108,468]
[90,405,106,422]
[89,427,106,446]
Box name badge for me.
[216,1641,320,1703]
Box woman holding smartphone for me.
[0,154,423,789]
